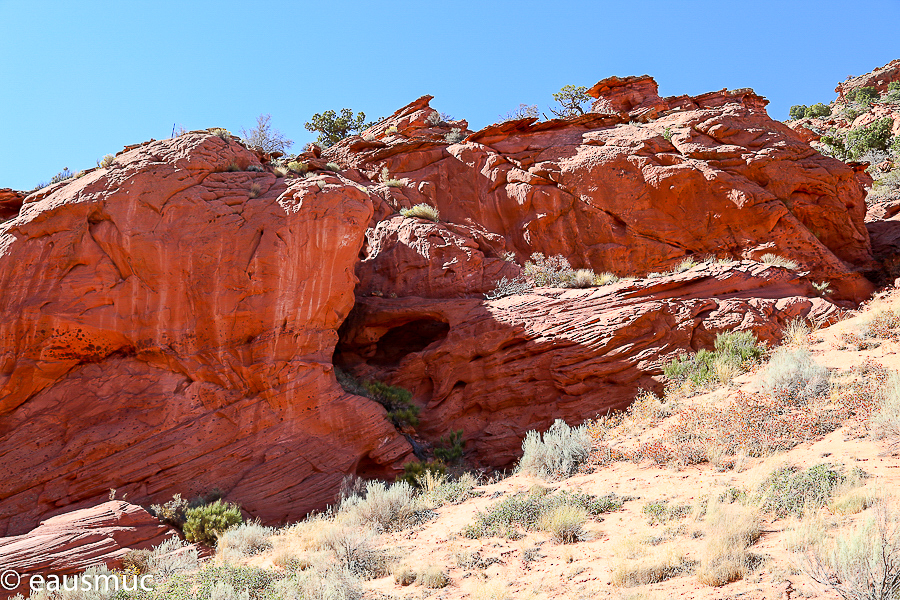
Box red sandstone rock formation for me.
[0,189,23,221]
[0,501,174,598]
[0,133,412,535]
[835,58,900,101]
[337,262,841,467]
[327,80,874,303]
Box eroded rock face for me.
[0,189,23,220]
[836,59,900,101]
[337,262,841,467]
[0,134,411,535]
[326,80,874,303]
[356,215,520,299]
[0,501,173,598]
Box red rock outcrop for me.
[836,58,900,101]
[0,133,412,535]
[0,501,173,598]
[337,262,841,467]
[327,80,874,303]
[356,215,520,299]
[0,189,23,221]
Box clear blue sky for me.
[1,0,898,191]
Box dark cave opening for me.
[370,318,450,367]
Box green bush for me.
[183,499,243,545]
[806,103,832,118]
[434,430,465,464]
[846,117,895,159]
[663,330,766,389]
[789,105,807,120]
[848,86,879,104]
[464,487,622,539]
[758,464,859,518]
[399,459,446,487]
[304,108,370,147]
[335,370,419,428]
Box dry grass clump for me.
[325,162,342,172]
[758,347,829,403]
[571,268,597,288]
[271,566,362,600]
[873,370,900,443]
[316,521,393,579]
[517,419,591,479]
[416,470,478,507]
[782,318,818,347]
[696,500,760,586]
[523,253,575,287]
[217,520,275,562]
[417,565,450,588]
[860,305,900,341]
[392,564,416,586]
[400,203,440,222]
[594,271,620,286]
[538,503,589,543]
[98,154,115,168]
[248,183,262,199]
[470,579,511,600]
[287,160,309,175]
[209,127,232,141]
[611,547,695,587]
[274,165,289,178]
[759,253,800,269]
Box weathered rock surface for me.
[0,501,173,598]
[0,133,412,535]
[836,58,900,101]
[0,189,24,221]
[327,79,874,303]
[356,215,520,299]
[337,262,841,467]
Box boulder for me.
[0,501,174,598]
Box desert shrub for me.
[226,160,241,172]
[846,117,895,159]
[304,109,370,147]
[334,370,419,428]
[434,429,465,463]
[874,371,900,440]
[209,128,232,141]
[663,330,766,390]
[149,493,190,527]
[49,168,74,185]
[417,565,450,588]
[274,165,289,178]
[148,535,200,579]
[847,86,879,104]
[517,419,591,479]
[399,459,446,487]
[484,276,534,300]
[444,128,466,144]
[325,162,341,172]
[663,126,674,141]
[240,113,292,154]
[385,125,399,135]
[500,104,539,122]
[464,486,622,539]
[539,503,589,543]
[523,253,575,287]
[400,203,440,222]
[758,347,829,404]
[611,548,695,587]
[570,269,597,288]
[782,318,816,347]
[248,183,262,199]
[271,567,362,600]
[549,84,590,117]
[805,502,900,600]
[183,499,243,545]
[317,523,392,580]
[759,253,799,269]
[393,564,417,585]
[806,103,832,118]
[210,581,249,600]
[121,548,152,574]
[217,520,274,560]
[697,500,760,586]
[425,112,443,126]
[789,105,808,120]
[870,168,900,203]
[287,160,308,175]
[812,281,833,296]
[98,154,115,168]
[341,480,418,532]
[642,500,692,525]
[758,463,856,518]
[594,272,619,286]
[417,470,478,506]
[860,305,900,341]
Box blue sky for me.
[1,0,898,191]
